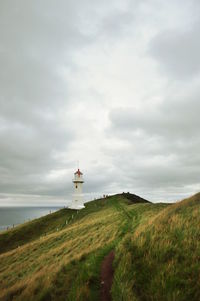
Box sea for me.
[0,207,62,232]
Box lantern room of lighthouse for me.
[69,168,85,210]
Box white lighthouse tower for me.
[69,168,85,210]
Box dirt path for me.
[100,250,115,301]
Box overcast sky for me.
[0,0,200,206]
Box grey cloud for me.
[102,140,200,200]
[108,91,200,197]
[1,0,135,203]
[110,95,200,140]
[0,0,200,205]
[0,1,91,201]
[148,24,200,79]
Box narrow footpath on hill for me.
[100,199,135,301]
[100,250,115,301]
[100,202,129,301]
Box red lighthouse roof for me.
[74,168,83,176]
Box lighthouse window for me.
[76,185,78,189]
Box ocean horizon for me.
[0,206,62,231]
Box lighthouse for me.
[69,168,85,210]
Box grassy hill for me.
[112,193,200,301]
[0,193,199,301]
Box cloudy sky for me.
[0,0,200,206]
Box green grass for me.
[0,195,132,300]
[0,193,199,301]
[112,193,200,301]
[0,195,122,255]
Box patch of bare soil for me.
[100,250,115,301]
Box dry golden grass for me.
[2,193,190,301]
[0,204,124,300]
[112,193,200,301]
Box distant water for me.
[0,207,62,232]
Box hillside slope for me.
[0,194,162,301]
[0,193,149,255]
[0,193,199,301]
[112,193,200,301]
